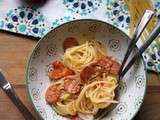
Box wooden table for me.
[0,31,160,120]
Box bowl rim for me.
[26,19,147,120]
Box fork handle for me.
[118,10,154,74]
[4,87,36,120]
[120,20,160,78]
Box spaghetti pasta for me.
[52,76,117,115]
[45,40,120,118]
[63,41,106,71]
[75,76,117,115]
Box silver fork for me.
[94,10,154,120]
[0,70,36,120]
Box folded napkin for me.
[0,0,159,72]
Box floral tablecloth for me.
[0,0,160,72]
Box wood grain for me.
[0,31,160,120]
[0,31,36,85]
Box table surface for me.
[0,31,160,120]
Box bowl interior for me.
[26,20,146,120]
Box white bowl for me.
[26,19,147,120]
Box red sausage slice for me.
[48,61,75,80]
[64,76,81,94]
[80,65,95,83]
[52,61,64,69]
[110,61,121,75]
[80,57,121,82]
[63,37,79,51]
[45,85,60,104]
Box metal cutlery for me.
[118,9,154,75]
[0,70,36,120]
[119,20,160,78]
